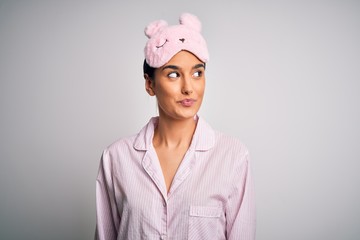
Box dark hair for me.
[143,59,156,79]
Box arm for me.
[95,150,119,240]
[226,152,256,240]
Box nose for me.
[181,76,193,95]
[181,88,193,95]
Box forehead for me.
[164,50,203,68]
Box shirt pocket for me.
[188,206,223,239]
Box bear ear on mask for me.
[179,13,202,32]
[145,20,168,38]
[144,13,209,68]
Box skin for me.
[144,50,206,193]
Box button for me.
[160,234,167,240]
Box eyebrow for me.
[161,63,205,71]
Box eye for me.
[156,39,168,48]
[168,72,179,78]
[192,70,203,78]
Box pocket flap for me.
[189,206,222,218]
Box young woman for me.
[95,13,256,240]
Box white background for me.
[1,1,359,239]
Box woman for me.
[95,13,256,240]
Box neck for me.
[153,114,197,149]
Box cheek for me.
[161,81,181,95]
[155,85,177,103]
[195,81,205,96]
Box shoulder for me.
[213,130,250,156]
[105,134,137,153]
[100,117,157,167]
[196,116,250,159]
[207,130,251,172]
[100,134,137,164]
[212,131,253,185]
[99,133,144,176]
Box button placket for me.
[160,198,168,240]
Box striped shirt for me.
[95,116,256,240]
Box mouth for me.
[177,98,196,107]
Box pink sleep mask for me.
[144,13,209,68]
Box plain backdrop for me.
[1,1,359,239]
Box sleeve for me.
[226,151,256,240]
[95,150,120,240]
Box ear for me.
[144,74,155,96]
[179,13,202,32]
[144,20,168,38]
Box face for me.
[145,51,206,121]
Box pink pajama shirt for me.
[95,116,256,240]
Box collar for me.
[133,115,215,152]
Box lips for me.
[178,98,196,107]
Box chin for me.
[159,103,201,120]
[175,110,199,120]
